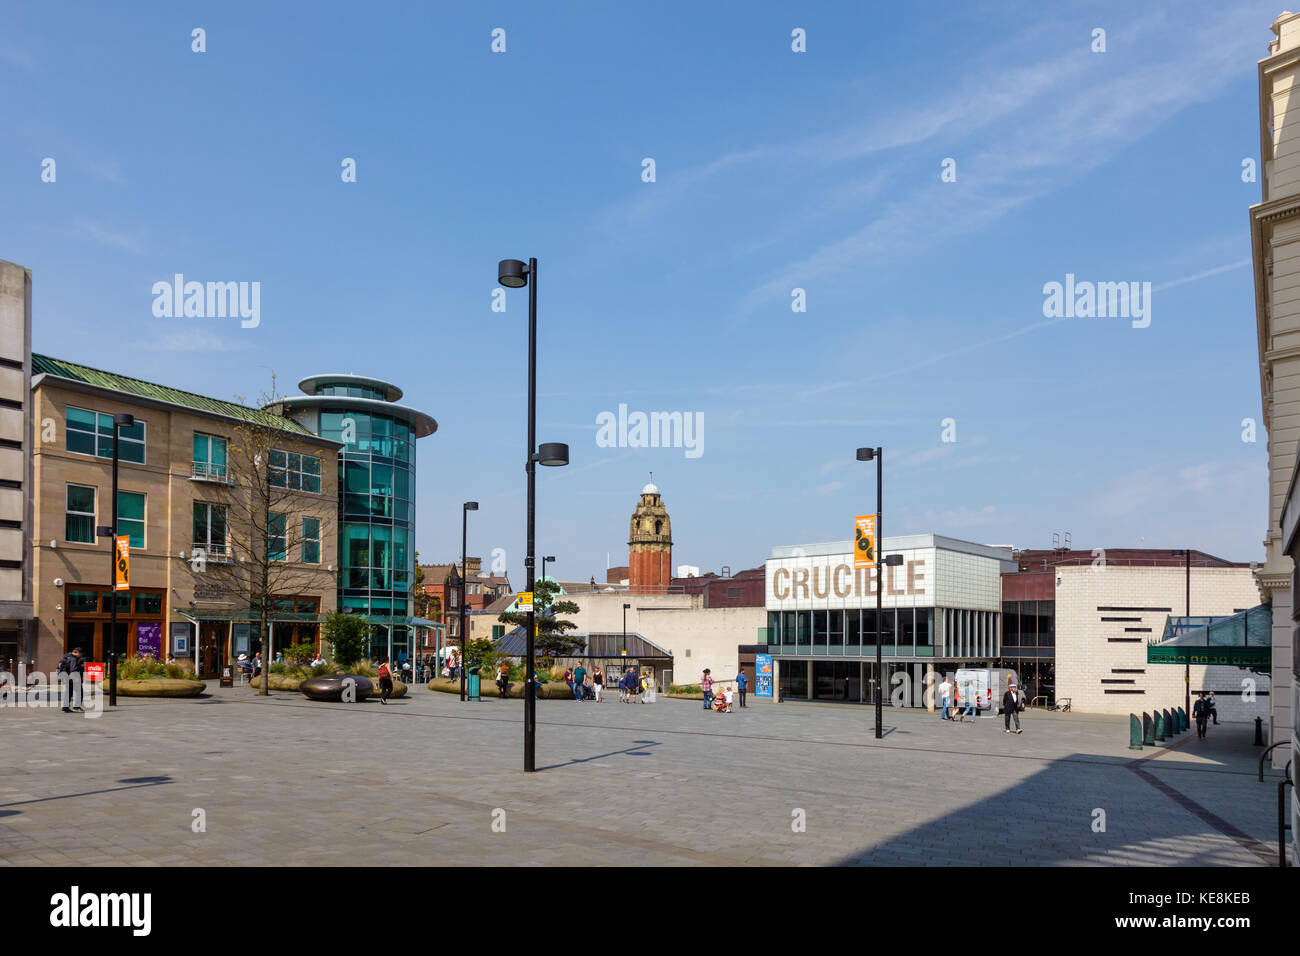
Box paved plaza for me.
[0,684,1286,866]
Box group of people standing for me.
[562,664,653,702]
[701,668,747,713]
[936,676,1022,734]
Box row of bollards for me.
[1129,706,1189,750]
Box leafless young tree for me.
[192,380,336,696]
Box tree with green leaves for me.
[323,612,368,668]
[497,578,583,665]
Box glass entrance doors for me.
[813,661,863,702]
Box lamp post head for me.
[498,259,529,288]
[623,603,631,610]
[544,555,555,562]
[856,447,875,461]
[464,501,479,512]
[536,442,569,467]
[114,413,135,428]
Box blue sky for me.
[0,0,1278,582]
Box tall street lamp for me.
[541,555,555,587]
[857,446,903,740]
[623,602,631,657]
[459,501,478,702]
[498,257,570,772]
[1174,548,1192,717]
[107,412,134,708]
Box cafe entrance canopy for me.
[1146,605,1272,671]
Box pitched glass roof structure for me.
[1147,605,1272,670]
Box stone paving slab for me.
[0,687,1285,866]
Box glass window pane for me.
[66,430,95,455]
[68,590,98,613]
[66,514,94,543]
[117,492,144,521]
[119,441,145,464]
[67,407,95,429]
[345,461,369,493]
[66,484,95,513]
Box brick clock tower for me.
[628,477,672,593]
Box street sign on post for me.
[517,591,533,612]
[114,536,130,591]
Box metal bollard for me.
[1154,710,1166,742]
[1129,714,1144,750]
[1163,709,1174,735]
[1143,712,1154,746]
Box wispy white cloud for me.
[136,329,254,353]
[73,220,144,255]
[1152,259,1250,292]
[732,6,1261,320]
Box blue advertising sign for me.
[755,654,774,698]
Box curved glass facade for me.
[320,410,414,623]
[279,376,436,664]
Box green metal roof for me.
[32,354,314,435]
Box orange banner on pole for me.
[854,515,876,568]
[114,535,130,591]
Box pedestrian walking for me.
[724,684,734,713]
[496,660,511,697]
[593,668,604,702]
[638,670,649,703]
[1206,691,1218,725]
[938,675,953,720]
[57,646,84,713]
[1002,680,1022,733]
[702,668,714,711]
[736,670,748,708]
[957,683,976,722]
[1193,693,1209,738]
[377,658,394,704]
[573,662,587,702]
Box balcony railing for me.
[191,543,233,564]
[191,461,232,483]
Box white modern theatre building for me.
[764,535,1016,704]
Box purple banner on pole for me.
[137,622,163,659]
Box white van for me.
[954,668,1024,715]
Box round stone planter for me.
[300,674,374,701]
[115,678,206,698]
[248,674,302,692]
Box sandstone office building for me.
[28,356,340,676]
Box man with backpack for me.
[57,646,84,713]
